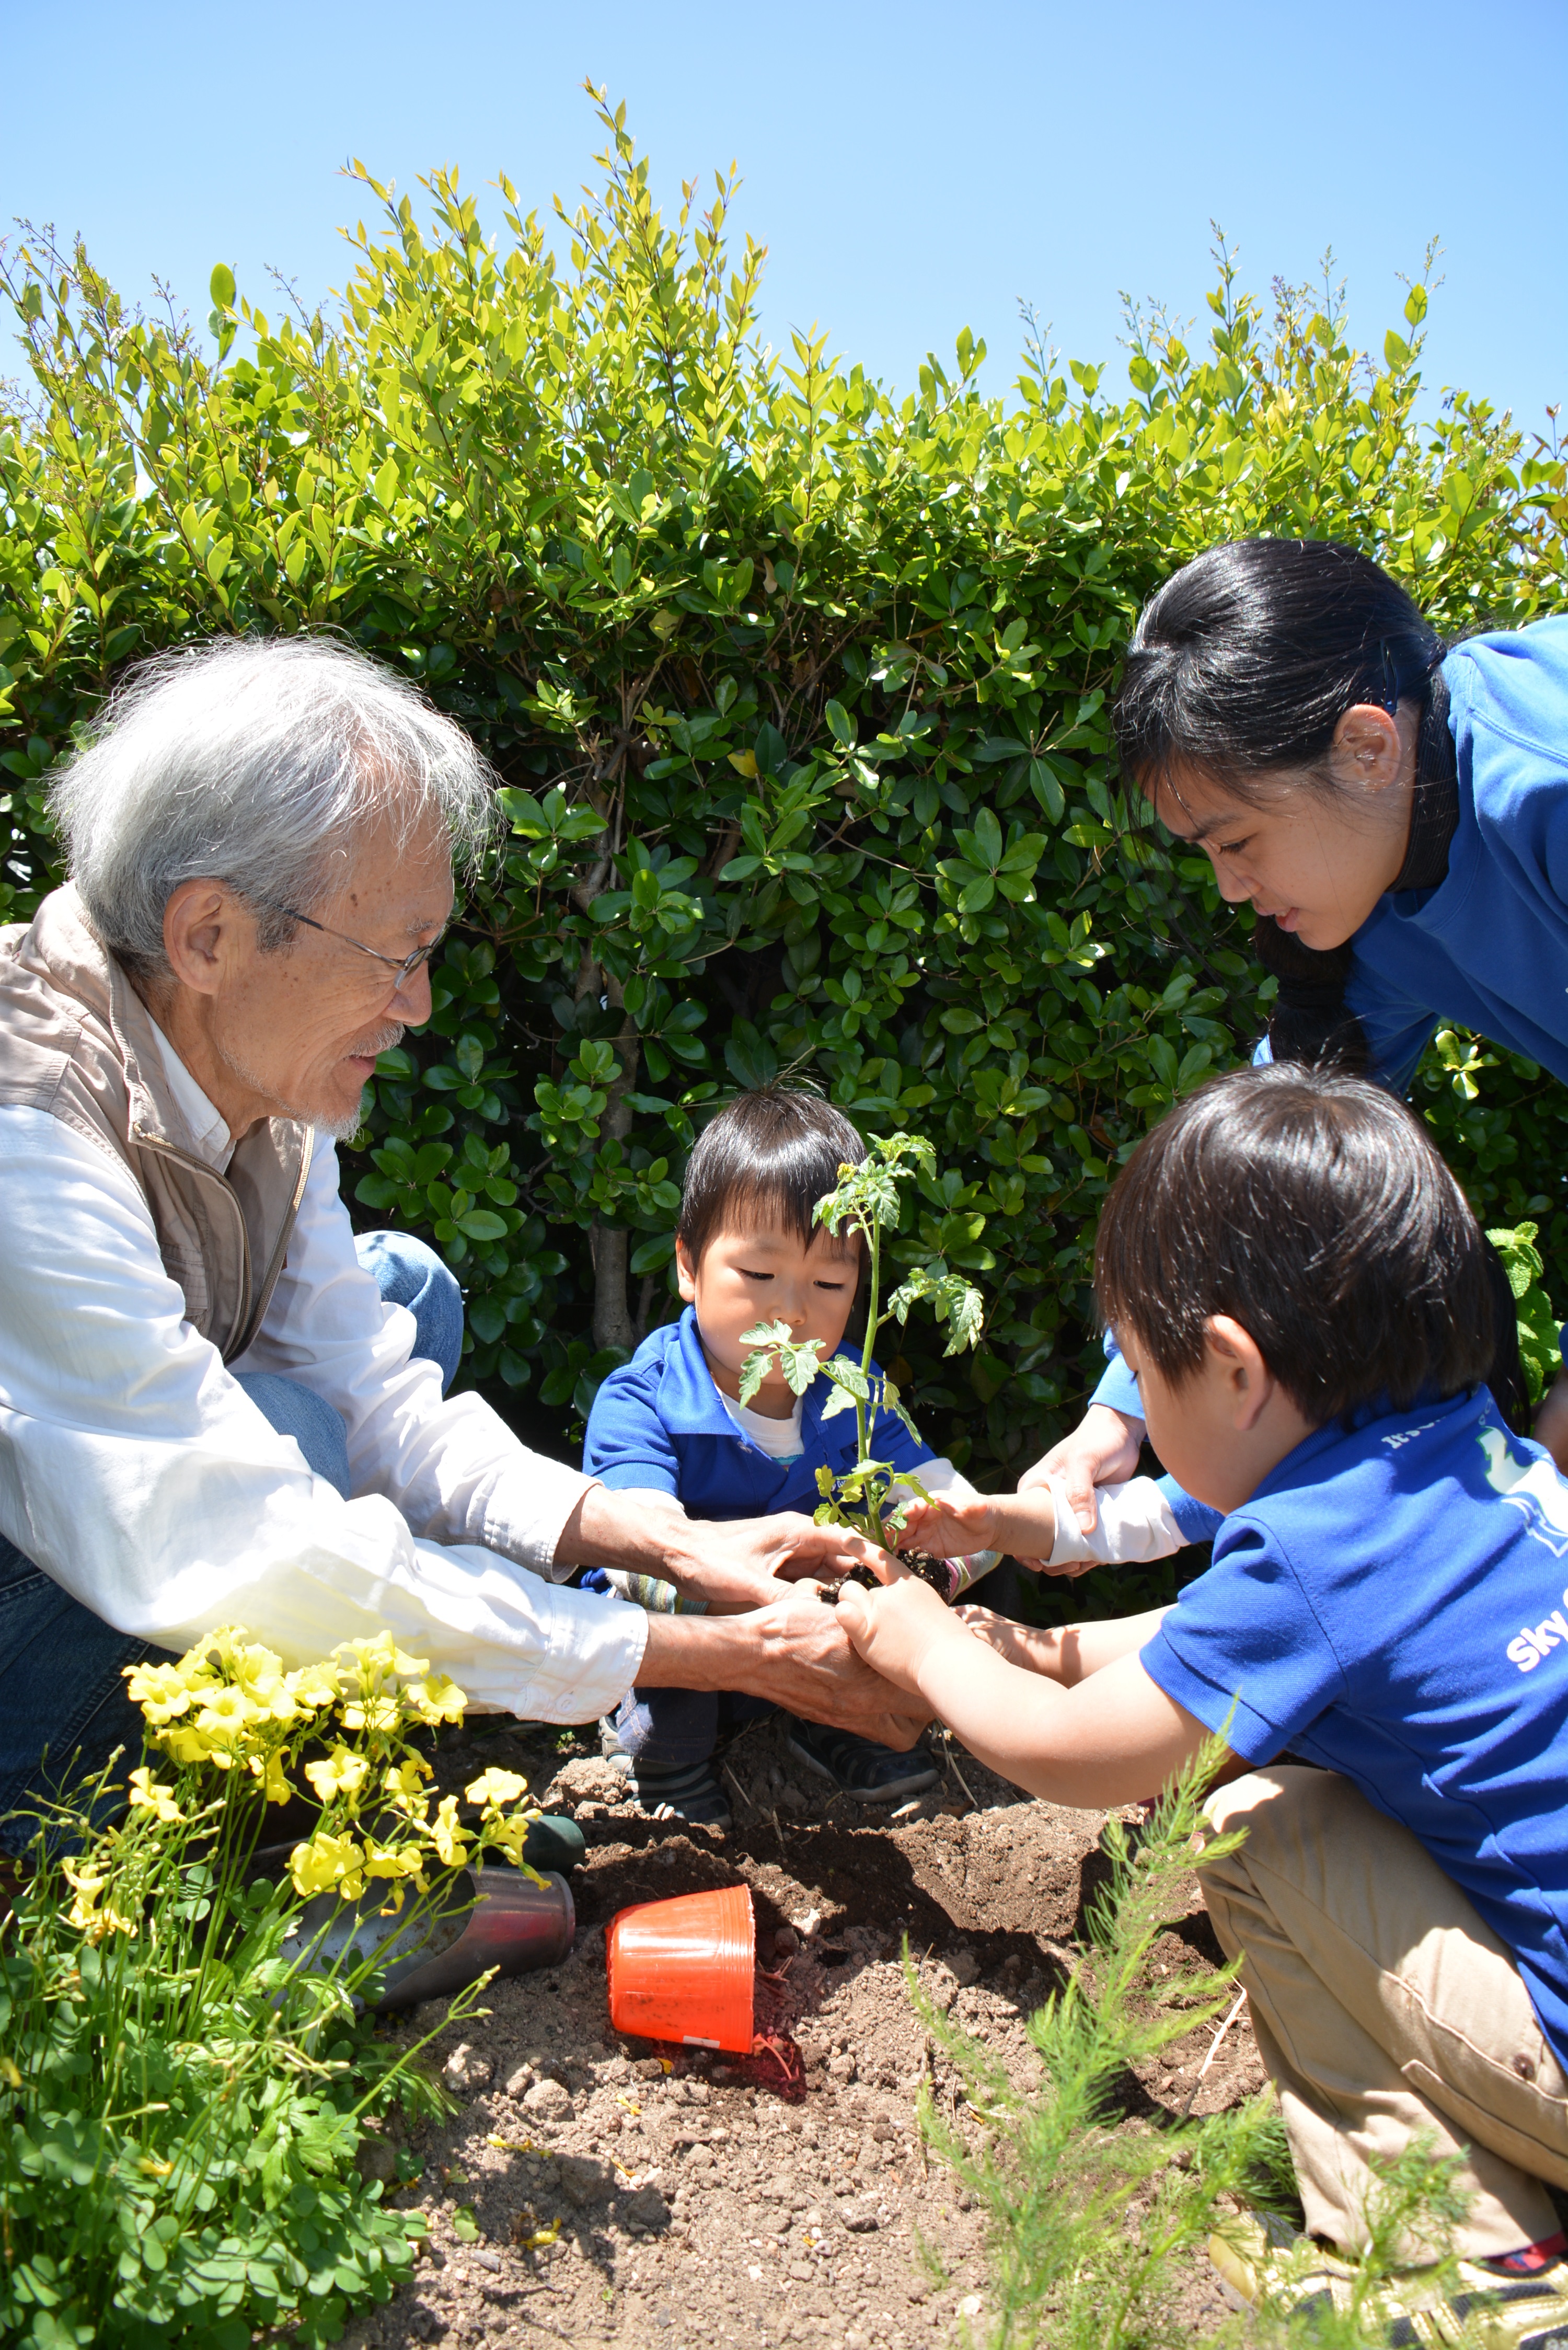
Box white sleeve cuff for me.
[1046,1473,1185,1569]
[483,1462,598,1580]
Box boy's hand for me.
[896,1487,1058,1568]
[834,1573,969,1699]
[894,1493,1000,1558]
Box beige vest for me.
[0,886,313,1362]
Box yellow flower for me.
[406,1673,466,1727]
[249,1747,294,1804]
[63,1859,136,1943]
[123,1660,195,1725]
[341,1630,429,1683]
[427,1795,470,1868]
[303,1745,371,1804]
[482,1813,546,1881]
[339,1694,401,1734]
[126,1767,182,1825]
[384,1757,432,1819]
[194,1685,257,1739]
[157,1725,215,1768]
[290,1830,366,1900]
[287,1661,342,1709]
[465,1766,529,1811]
[363,1835,425,1887]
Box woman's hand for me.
[951,1604,1069,1673]
[1535,1367,1568,1476]
[834,1573,968,1699]
[1016,1403,1145,1551]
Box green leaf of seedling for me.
[820,1381,859,1421]
[740,1319,826,1400]
[879,1378,923,1445]
[451,2206,479,2243]
[889,1263,986,1353]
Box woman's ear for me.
[1203,1314,1276,1432]
[1331,701,1410,799]
[675,1236,699,1303]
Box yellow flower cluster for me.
[122,1627,469,1788]
[90,1622,543,1939]
[285,1759,540,1903]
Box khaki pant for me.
[1201,1768,1568,2259]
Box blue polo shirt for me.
[583,1306,939,1519]
[1140,1385,1568,2066]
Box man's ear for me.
[675,1236,699,1303]
[1203,1314,1276,1432]
[162,878,248,998]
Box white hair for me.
[50,633,497,975]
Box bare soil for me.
[345,1713,1266,2350]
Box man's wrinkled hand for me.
[744,1584,932,1747]
[671,1511,897,1608]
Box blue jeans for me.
[605,1685,776,1769]
[0,1230,462,1853]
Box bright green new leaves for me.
[1489,1223,1565,1406]
[888,1262,986,1357]
[737,1319,827,1403]
[740,1135,984,1547]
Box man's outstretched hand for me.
[640,1581,933,1752]
[554,1485,900,1612]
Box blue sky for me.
[2,0,1563,430]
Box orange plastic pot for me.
[605,1882,755,2053]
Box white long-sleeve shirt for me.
[0,1101,649,1721]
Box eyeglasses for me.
[259,900,449,989]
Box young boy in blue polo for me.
[582,1089,993,1828]
[845,1063,1568,2335]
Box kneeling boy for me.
[843,1063,1568,2310]
[584,1089,991,1827]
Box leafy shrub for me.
[3,90,1564,1613]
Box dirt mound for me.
[345,1714,1261,2350]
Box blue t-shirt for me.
[1140,1385,1568,2065]
[582,1305,939,1520]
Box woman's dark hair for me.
[678,1090,866,1264]
[1094,1063,1493,1425]
[1114,537,1444,807]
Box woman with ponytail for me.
[1027,537,1568,1540]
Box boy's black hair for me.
[677,1090,867,1264]
[1094,1062,1494,1425]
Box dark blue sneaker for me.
[785,1718,941,1804]
[624,1754,732,1831]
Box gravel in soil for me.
[345,1714,1265,2350]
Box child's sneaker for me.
[1209,2206,1568,2343]
[623,1754,732,1831]
[785,1718,940,1804]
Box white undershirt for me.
[719,1390,806,1460]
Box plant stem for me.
[858,1207,883,1546]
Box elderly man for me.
[0,634,919,1854]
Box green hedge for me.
[3,97,1566,1581]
